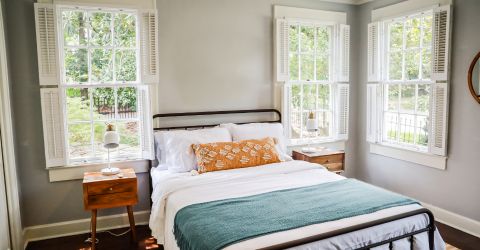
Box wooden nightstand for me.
[292,149,345,174]
[83,168,138,249]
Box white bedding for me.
[149,161,445,250]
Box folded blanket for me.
[174,178,418,250]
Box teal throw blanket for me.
[174,179,418,250]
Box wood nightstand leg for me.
[127,205,137,242]
[91,209,97,250]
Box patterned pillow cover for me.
[192,137,281,174]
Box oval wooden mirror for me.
[468,51,480,104]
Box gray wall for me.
[5,0,355,227]
[355,0,480,221]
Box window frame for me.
[285,20,336,145]
[378,10,434,153]
[56,5,146,165]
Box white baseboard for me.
[421,202,480,238]
[23,210,150,249]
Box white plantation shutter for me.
[337,24,350,82]
[431,5,451,81]
[138,85,154,159]
[34,3,58,86]
[40,88,66,167]
[366,83,380,143]
[367,22,381,82]
[139,10,159,84]
[429,82,449,156]
[335,83,349,140]
[275,18,289,82]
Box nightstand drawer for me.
[87,180,136,195]
[309,154,343,165]
[323,163,343,172]
[86,192,138,209]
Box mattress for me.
[149,161,445,250]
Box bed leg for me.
[425,210,435,250]
[409,235,414,250]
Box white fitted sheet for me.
[149,161,445,250]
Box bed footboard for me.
[259,208,436,250]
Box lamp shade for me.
[104,131,119,149]
[306,112,318,132]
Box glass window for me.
[60,8,143,164]
[288,23,333,142]
[382,12,432,150]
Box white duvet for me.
[149,161,445,250]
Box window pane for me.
[117,87,138,119]
[387,84,399,111]
[93,122,108,158]
[115,50,137,82]
[62,11,87,46]
[66,88,90,121]
[92,88,115,120]
[405,50,420,80]
[422,48,431,79]
[422,16,432,46]
[389,22,403,51]
[117,121,140,156]
[289,53,299,81]
[114,13,136,47]
[316,26,329,54]
[91,49,113,82]
[300,54,314,81]
[384,112,398,141]
[300,26,314,53]
[65,48,88,83]
[315,55,329,81]
[388,52,402,80]
[302,84,316,110]
[90,12,112,46]
[405,18,421,48]
[400,84,415,112]
[317,84,329,110]
[415,115,429,146]
[316,111,331,137]
[68,123,92,159]
[417,84,430,114]
[289,25,298,52]
[291,84,301,110]
[399,114,415,144]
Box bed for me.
[148,109,445,250]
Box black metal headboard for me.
[152,109,281,131]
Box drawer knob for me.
[325,160,329,163]
[109,188,113,191]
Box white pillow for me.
[163,127,232,173]
[154,131,167,164]
[220,123,292,161]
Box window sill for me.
[47,160,151,182]
[288,139,346,152]
[369,143,447,170]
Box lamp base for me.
[101,167,120,175]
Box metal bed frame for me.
[150,109,436,250]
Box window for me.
[275,9,350,146]
[288,23,333,141]
[59,9,142,163]
[367,4,451,159]
[383,12,432,151]
[35,3,158,168]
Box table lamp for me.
[101,123,120,175]
[302,112,318,153]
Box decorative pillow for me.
[220,123,292,161]
[163,127,232,173]
[192,137,281,174]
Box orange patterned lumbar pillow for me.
[192,137,281,173]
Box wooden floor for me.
[25,222,479,250]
